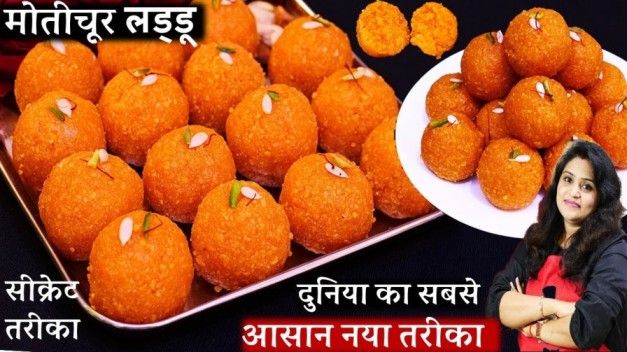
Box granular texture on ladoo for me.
[503,7,572,77]
[88,211,194,324]
[591,100,627,168]
[421,113,484,182]
[564,90,593,135]
[143,125,236,223]
[183,42,264,135]
[425,73,480,121]
[554,28,603,90]
[192,180,291,291]
[461,31,517,101]
[583,62,627,112]
[356,1,409,58]
[97,40,186,81]
[196,0,259,53]
[39,150,144,261]
[409,2,457,59]
[474,100,509,143]
[361,118,433,219]
[268,16,352,97]
[504,76,569,149]
[477,138,544,210]
[312,67,398,162]
[226,84,317,187]
[12,90,106,191]
[98,69,189,166]
[14,40,103,112]
[280,153,374,254]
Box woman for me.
[487,140,626,351]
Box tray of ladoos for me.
[0,0,443,330]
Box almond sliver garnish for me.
[241,186,262,200]
[141,74,158,86]
[615,102,625,113]
[262,94,272,114]
[341,67,367,81]
[362,68,374,78]
[569,30,581,42]
[98,149,109,163]
[496,30,504,43]
[492,107,504,114]
[327,153,352,169]
[56,98,73,117]
[119,217,133,246]
[528,17,540,30]
[219,51,233,65]
[302,21,324,30]
[189,132,209,148]
[50,39,66,54]
[512,154,531,163]
[535,82,545,98]
[325,162,348,178]
[446,114,459,125]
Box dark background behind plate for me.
[1,0,626,350]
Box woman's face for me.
[556,157,598,227]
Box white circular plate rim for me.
[396,50,627,238]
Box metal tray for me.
[0,0,443,330]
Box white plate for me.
[396,50,627,238]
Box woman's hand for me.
[519,323,534,337]
[509,277,524,293]
[547,299,576,318]
[520,319,548,338]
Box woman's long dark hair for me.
[524,140,624,285]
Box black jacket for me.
[486,231,627,350]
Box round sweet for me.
[198,0,259,53]
[97,40,186,81]
[477,138,544,210]
[225,84,317,187]
[12,90,106,191]
[88,210,194,324]
[356,1,409,57]
[98,69,189,166]
[554,28,603,90]
[591,100,627,168]
[583,62,627,112]
[425,73,480,121]
[564,90,593,135]
[268,16,352,97]
[421,113,485,182]
[192,180,291,290]
[361,118,433,219]
[143,126,236,223]
[312,67,399,162]
[504,76,569,149]
[183,42,264,135]
[475,100,510,143]
[280,153,374,254]
[503,8,572,77]
[461,31,517,101]
[543,133,595,189]
[409,2,457,59]
[14,40,103,112]
[39,151,144,261]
